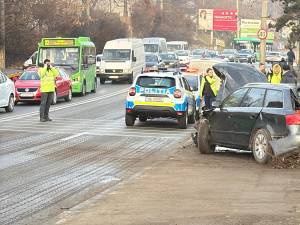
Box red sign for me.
[213,9,237,31]
[257,29,268,40]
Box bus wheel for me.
[81,82,86,96]
[91,79,97,93]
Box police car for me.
[125,71,196,129]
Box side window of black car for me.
[222,88,248,108]
[264,89,283,108]
[240,88,265,107]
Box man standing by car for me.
[38,59,59,122]
[200,68,218,109]
[287,48,295,70]
[259,62,266,76]
[281,64,297,85]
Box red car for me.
[15,67,72,104]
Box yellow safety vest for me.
[268,73,281,84]
[200,75,219,97]
[38,67,59,93]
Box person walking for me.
[287,48,295,69]
[281,64,297,85]
[38,59,59,122]
[268,64,282,84]
[200,68,219,109]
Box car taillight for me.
[174,89,182,98]
[129,87,136,96]
[286,113,300,125]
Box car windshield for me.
[144,44,159,53]
[39,47,79,67]
[176,51,189,56]
[103,49,131,61]
[184,75,199,91]
[167,44,182,52]
[192,49,205,55]
[20,71,40,80]
[223,49,235,54]
[269,52,280,56]
[137,76,175,88]
[146,54,158,63]
[239,49,251,54]
[160,54,176,60]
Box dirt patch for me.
[272,152,300,169]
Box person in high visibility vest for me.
[268,64,282,84]
[200,68,219,109]
[38,59,59,122]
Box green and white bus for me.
[37,37,97,95]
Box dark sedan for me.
[144,54,164,72]
[196,83,300,164]
[235,49,256,63]
[159,53,180,68]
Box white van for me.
[96,54,102,76]
[167,41,189,52]
[143,37,167,54]
[100,39,145,84]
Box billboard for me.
[240,19,275,40]
[213,9,237,31]
[198,9,213,31]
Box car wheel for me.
[188,104,196,124]
[178,109,188,129]
[125,112,135,126]
[100,77,106,84]
[81,82,86,96]
[91,79,97,93]
[251,129,272,164]
[52,91,57,105]
[65,88,72,102]
[128,73,133,84]
[139,115,147,122]
[197,118,215,154]
[5,95,14,112]
[195,109,200,121]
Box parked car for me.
[125,71,196,129]
[221,49,237,62]
[144,53,164,72]
[195,83,300,164]
[235,49,256,63]
[175,50,191,66]
[159,53,180,68]
[265,51,285,63]
[15,67,72,104]
[0,71,15,112]
[191,49,208,59]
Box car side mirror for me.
[132,56,137,62]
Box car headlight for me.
[101,68,105,73]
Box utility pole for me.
[124,0,128,17]
[236,0,240,38]
[0,0,5,70]
[260,0,268,64]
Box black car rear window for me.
[264,89,283,108]
[137,76,175,88]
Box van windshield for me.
[167,44,182,52]
[144,44,159,53]
[103,49,131,61]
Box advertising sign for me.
[240,19,275,40]
[198,9,213,31]
[213,9,237,31]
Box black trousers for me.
[40,92,54,119]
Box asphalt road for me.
[0,80,193,225]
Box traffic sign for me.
[257,29,268,40]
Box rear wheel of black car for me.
[178,110,188,129]
[197,118,215,154]
[100,77,106,84]
[125,113,135,126]
[188,104,196,124]
[251,129,272,164]
[139,115,147,122]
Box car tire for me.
[91,79,97,93]
[251,129,272,164]
[100,77,106,84]
[188,104,196,124]
[128,73,133,84]
[81,82,86,96]
[197,118,215,154]
[178,110,188,129]
[52,91,57,105]
[64,88,72,102]
[125,112,135,126]
[139,115,147,122]
[5,95,14,112]
[195,109,200,121]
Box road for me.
[0,81,192,225]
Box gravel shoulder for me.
[54,140,300,225]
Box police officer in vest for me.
[38,59,59,122]
[200,68,219,109]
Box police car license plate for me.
[20,92,34,97]
[145,97,163,102]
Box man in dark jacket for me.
[281,64,297,85]
[287,48,295,69]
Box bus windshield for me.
[103,49,131,61]
[39,47,79,68]
[167,44,182,52]
[144,44,159,53]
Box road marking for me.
[0,88,128,123]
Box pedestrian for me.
[38,59,59,122]
[268,64,282,84]
[259,62,266,75]
[281,64,297,85]
[200,68,219,109]
[287,48,295,70]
